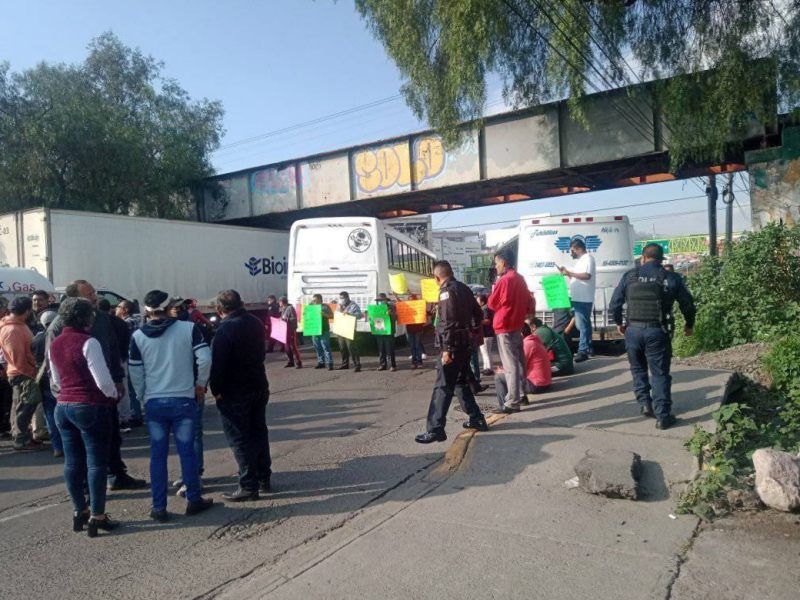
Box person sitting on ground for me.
[530,318,574,376]
[494,317,552,410]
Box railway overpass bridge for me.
[198,79,790,231]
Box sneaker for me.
[376,366,387,371]
[150,509,169,523]
[172,477,184,489]
[640,403,655,418]
[421,353,428,360]
[107,473,148,491]
[574,352,589,363]
[185,497,214,516]
[327,364,334,371]
[13,440,46,452]
[354,366,361,373]
[284,362,294,368]
[390,367,397,372]
[491,406,520,415]
[314,364,326,369]
[655,415,677,430]
[53,449,64,458]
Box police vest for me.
[625,268,667,324]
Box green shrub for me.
[672,223,800,358]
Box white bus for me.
[288,217,437,332]
[516,214,636,339]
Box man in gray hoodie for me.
[129,290,214,521]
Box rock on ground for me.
[753,448,800,512]
[574,449,642,500]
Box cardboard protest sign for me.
[541,274,571,309]
[331,312,356,340]
[302,304,322,337]
[396,300,427,325]
[390,273,408,295]
[420,278,440,303]
[269,317,287,344]
[368,303,392,336]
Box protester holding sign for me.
[335,292,362,373]
[309,295,334,370]
[400,294,426,369]
[279,297,302,369]
[371,293,397,371]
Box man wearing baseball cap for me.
[129,290,214,521]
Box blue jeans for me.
[195,399,205,475]
[41,388,63,453]
[407,331,423,365]
[145,397,202,511]
[625,326,673,419]
[55,403,112,516]
[312,332,333,366]
[571,301,594,354]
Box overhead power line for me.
[212,94,403,153]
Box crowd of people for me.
[0,280,271,536]
[0,239,695,537]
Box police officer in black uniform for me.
[415,261,488,443]
[609,243,696,430]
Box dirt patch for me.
[674,343,773,387]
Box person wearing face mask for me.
[558,238,596,363]
[335,291,362,373]
[415,261,488,444]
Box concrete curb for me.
[432,412,509,476]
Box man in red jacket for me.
[488,248,534,414]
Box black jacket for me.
[209,308,268,398]
[437,277,484,352]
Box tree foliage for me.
[355,0,800,168]
[0,32,224,218]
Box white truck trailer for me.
[0,208,289,312]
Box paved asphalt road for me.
[0,348,456,599]
[4,345,772,600]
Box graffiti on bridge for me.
[354,136,447,194]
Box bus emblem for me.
[348,228,372,253]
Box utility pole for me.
[706,175,718,257]
[722,173,734,254]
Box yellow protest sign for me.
[390,273,408,295]
[331,312,356,340]
[396,300,427,325]
[420,278,440,303]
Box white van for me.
[0,267,56,303]
[516,214,636,339]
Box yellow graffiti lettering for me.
[413,136,446,182]
[354,138,447,194]
[355,143,409,194]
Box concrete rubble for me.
[573,449,642,500]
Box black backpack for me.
[625,267,667,324]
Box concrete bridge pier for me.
[747,126,800,228]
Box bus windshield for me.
[292,223,378,269]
